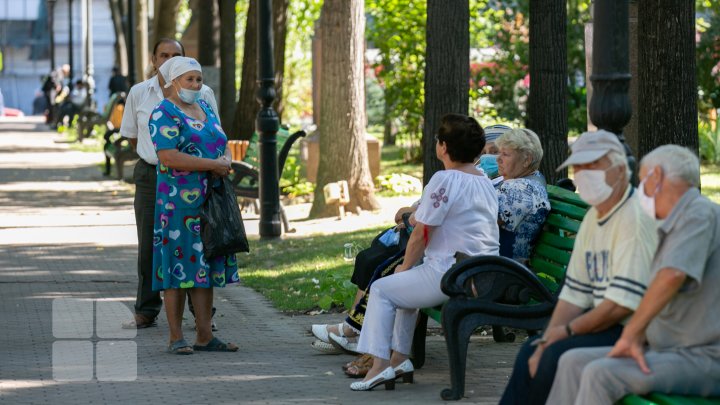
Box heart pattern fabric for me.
[150,98,240,292]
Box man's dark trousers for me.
[133,159,162,318]
[499,325,623,405]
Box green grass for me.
[238,225,390,312]
[701,164,720,203]
[379,144,423,179]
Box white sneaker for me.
[310,339,343,354]
[311,322,344,343]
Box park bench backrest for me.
[528,184,589,294]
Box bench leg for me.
[116,157,124,180]
[492,325,516,343]
[280,204,295,233]
[440,301,476,401]
[104,154,112,176]
[410,311,429,370]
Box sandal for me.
[342,354,371,371]
[193,337,239,352]
[122,314,157,330]
[167,339,193,355]
[311,322,345,343]
[344,354,373,378]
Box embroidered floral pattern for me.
[430,188,449,208]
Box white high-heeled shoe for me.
[393,359,414,383]
[311,322,344,343]
[350,366,396,391]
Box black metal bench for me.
[228,129,307,233]
[100,93,139,180]
[411,184,589,400]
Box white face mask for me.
[638,171,659,219]
[574,168,614,206]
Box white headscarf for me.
[158,56,202,88]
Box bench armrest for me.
[441,255,557,305]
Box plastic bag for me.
[378,228,400,247]
[200,177,250,259]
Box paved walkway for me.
[0,117,520,404]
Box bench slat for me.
[528,257,565,285]
[648,393,720,405]
[545,213,582,233]
[537,232,576,251]
[548,199,588,221]
[546,185,589,208]
[533,243,572,267]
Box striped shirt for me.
[559,186,658,313]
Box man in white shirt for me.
[499,130,658,405]
[120,38,219,329]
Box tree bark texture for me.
[109,0,128,75]
[195,0,219,66]
[219,0,237,132]
[232,0,288,140]
[151,0,181,45]
[134,0,149,82]
[637,0,697,158]
[528,0,568,185]
[309,0,380,218]
[423,0,469,185]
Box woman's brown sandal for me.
[343,354,373,378]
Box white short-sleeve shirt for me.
[120,75,219,165]
[414,169,500,272]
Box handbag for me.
[199,176,250,259]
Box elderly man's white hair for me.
[640,144,700,188]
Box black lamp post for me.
[68,0,74,86]
[589,0,636,178]
[47,0,57,71]
[256,0,281,238]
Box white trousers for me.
[356,262,449,360]
[547,347,720,405]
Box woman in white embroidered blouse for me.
[339,113,500,391]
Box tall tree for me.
[196,0,219,66]
[422,0,469,184]
[309,0,380,217]
[134,0,149,81]
[218,0,237,130]
[232,0,288,140]
[637,0,697,158]
[109,0,128,75]
[151,0,182,45]
[527,0,568,184]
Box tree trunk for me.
[195,0,219,66]
[423,0,469,185]
[233,0,258,140]
[272,0,289,121]
[527,0,568,185]
[109,0,128,75]
[151,0,181,45]
[637,0,697,158]
[218,0,236,132]
[309,0,380,218]
[134,0,149,82]
[232,0,288,140]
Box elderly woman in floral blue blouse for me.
[494,128,550,263]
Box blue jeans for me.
[499,324,623,405]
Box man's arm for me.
[608,268,686,373]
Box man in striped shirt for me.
[499,130,658,405]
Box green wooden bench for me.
[621,393,720,405]
[410,184,589,400]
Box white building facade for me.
[0,0,116,115]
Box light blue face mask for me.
[477,154,499,177]
[175,84,201,104]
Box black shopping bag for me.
[200,177,250,259]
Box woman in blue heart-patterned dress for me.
[148,56,239,355]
